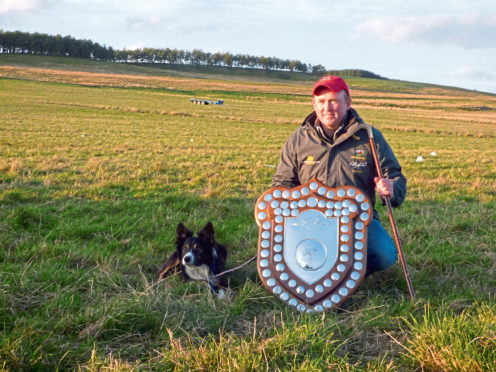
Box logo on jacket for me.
[352,149,366,160]
[350,161,367,172]
[303,155,320,165]
[351,148,367,173]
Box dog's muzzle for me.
[182,252,194,266]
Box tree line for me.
[0,30,114,60]
[0,30,385,78]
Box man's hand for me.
[374,177,394,198]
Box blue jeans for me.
[366,218,397,275]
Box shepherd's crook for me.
[358,123,415,300]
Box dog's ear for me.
[198,221,215,245]
[176,222,192,245]
[157,250,180,280]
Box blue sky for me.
[1,0,496,93]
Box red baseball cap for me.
[312,75,350,97]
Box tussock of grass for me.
[400,302,496,371]
[158,317,346,370]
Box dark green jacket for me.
[272,108,407,220]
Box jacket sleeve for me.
[373,128,407,207]
[272,133,301,188]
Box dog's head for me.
[157,221,226,281]
[176,221,218,267]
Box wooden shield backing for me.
[254,179,372,313]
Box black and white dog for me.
[158,222,228,298]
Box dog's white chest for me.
[184,264,210,281]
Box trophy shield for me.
[254,179,372,313]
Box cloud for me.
[353,13,496,49]
[445,67,495,80]
[0,0,40,13]
[239,0,331,20]
[125,15,223,36]
[0,0,56,14]
[125,15,167,30]
[124,42,145,50]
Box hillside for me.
[1,53,492,96]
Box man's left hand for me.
[374,177,394,198]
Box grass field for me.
[1,56,495,371]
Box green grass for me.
[400,302,496,371]
[1,59,496,371]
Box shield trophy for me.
[254,179,372,313]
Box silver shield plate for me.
[255,179,372,313]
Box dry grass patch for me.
[0,65,311,94]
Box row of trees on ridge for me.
[0,30,114,60]
[0,30,384,78]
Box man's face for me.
[313,89,351,131]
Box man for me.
[272,75,407,275]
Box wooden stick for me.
[359,123,415,299]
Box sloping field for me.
[1,60,495,371]
[2,63,495,138]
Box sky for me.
[1,0,496,93]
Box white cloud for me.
[242,0,333,20]
[125,14,225,36]
[125,15,167,30]
[0,0,59,15]
[124,42,145,50]
[445,67,495,80]
[63,0,183,7]
[353,13,496,49]
[0,0,43,13]
[211,0,355,22]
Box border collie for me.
[158,222,228,298]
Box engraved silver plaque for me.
[255,178,372,313]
